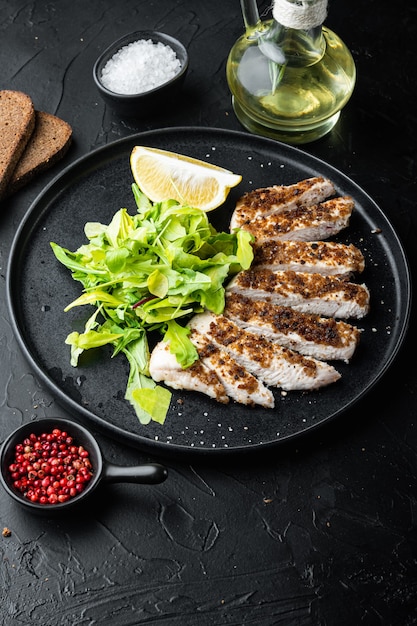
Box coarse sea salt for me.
[100,39,181,95]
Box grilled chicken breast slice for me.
[190,330,275,407]
[224,293,361,362]
[235,196,354,244]
[226,269,370,319]
[149,340,229,404]
[188,312,341,391]
[230,176,336,230]
[252,240,365,278]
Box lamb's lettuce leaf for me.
[51,183,253,425]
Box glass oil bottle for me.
[226,0,356,144]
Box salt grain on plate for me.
[100,39,181,95]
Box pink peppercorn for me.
[8,428,93,505]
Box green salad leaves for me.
[51,184,253,425]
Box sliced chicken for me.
[149,340,229,403]
[224,293,361,362]
[235,196,354,244]
[188,312,341,391]
[230,176,336,230]
[226,269,370,319]
[252,240,365,278]
[190,330,275,407]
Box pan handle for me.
[103,462,168,485]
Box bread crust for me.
[0,90,35,198]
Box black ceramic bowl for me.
[93,30,189,118]
[0,418,167,515]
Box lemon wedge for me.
[130,145,242,212]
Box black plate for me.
[6,127,411,457]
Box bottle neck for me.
[270,0,327,66]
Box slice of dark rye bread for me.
[7,110,72,196]
[0,90,36,198]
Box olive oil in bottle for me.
[226,0,356,144]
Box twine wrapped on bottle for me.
[272,0,328,30]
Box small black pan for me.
[0,417,167,515]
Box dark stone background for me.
[1,1,416,624]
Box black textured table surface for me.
[1,1,416,624]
